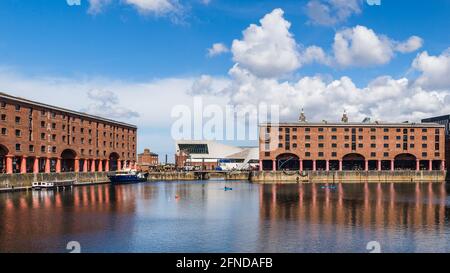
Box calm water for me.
[0,180,449,253]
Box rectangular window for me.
[305,143,311,148]
[384,136,389,140]
[15,116,21,124]
[332,143,337,148]
[384,144,389,148]
[52,123,56,129]
[318,135,324,140]
[384,152,389,157]
[41,146,45,152]
[15,129,21,137]
[318,143,324,148]
[331,152,337,157]
[305,152,311,157]
[422,128,427,133]
[15,105,21,111]
[371,144,376,148]
[15,144,21,151]
[0,101,6,108]
[371,152,376,157]
[318,152,324,157]
[331,135,337,140]
[1,128,6,135]
[422,143,427,148]
[41,121,45,128]
[318,128,324,132]
[384,128,389,132]
[1,114,6,121]
[29,145,34,152]
[422,152,427,157]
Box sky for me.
[0,0,449,160]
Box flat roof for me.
[259,122,444,128]
[422,115,450,122]
[0,91,137,129]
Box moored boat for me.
[108,169,148,184]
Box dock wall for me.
[250,170,447,183]
[0,172,110,192]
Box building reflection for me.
[258,182,450,252]
[0,184,139,252]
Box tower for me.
[299,108,306,123]
[341,110,349,123]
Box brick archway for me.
[276,153,300,171]
[394,153,417,170]
[109,152,120,171]
[342,153,365,171]
[0,144,9,173]
[61,149,77,172]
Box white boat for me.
[32,180,74,190]
[32,182,55,190]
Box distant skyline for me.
[0,0,449,159]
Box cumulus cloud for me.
[412,48,450,90]
[231,8,301,78]
[188,74,230,95]
[301,45,332,66]
[395,36,424,53]
[333,25,423,67]
[83,89,139,119]
[193,9,448,124]
[87,0,183,20]
[306,0,362,26]
[207,43,229,57]
[221,64,449,123]
[124,0,181,15]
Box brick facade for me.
[0,92,137,174]
[259,122,446,172]
[137,149,158,171]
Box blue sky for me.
[0,0,449,159]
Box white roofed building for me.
[174,140,259,171]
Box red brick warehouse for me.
[259,111,446,172]
[0,92,137,174]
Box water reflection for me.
[258,182,450,252]
[0,181,449,253]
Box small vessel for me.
[224,186,233,191]
[32,180,74,190]
[108,169,149,184]
[32,181,55,190]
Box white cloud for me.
[231,8,301,78]
[333,25,423,67]
[221,64,450,123]
[124,0,180,15]
[207,43,229,57]
[301,45,332,66]
[395,36,424,53]
[412,48,450,90]
[83,89,139,119]
[188,74,230,95]
[306,0,362,26]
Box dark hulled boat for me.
[108,170,149,184]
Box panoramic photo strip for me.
[0,0,449,270]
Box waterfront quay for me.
[258,111,446,173]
